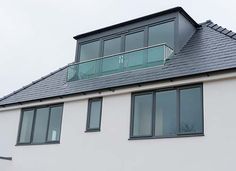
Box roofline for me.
[73,7,200,40]
[1,67,236,108]
[0,64,70,102]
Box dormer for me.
[67,7,200,81]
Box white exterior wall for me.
[0,78,236,171]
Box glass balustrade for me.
[67,44,173,81]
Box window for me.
[148,21,174,48]
[130,85,203,139]
[80,41,100,62]
[77,20,175,63]
[18,110,34,143]
[103,37,122,56]
[132,93,153,137]
[86,98,102,132]
[17,104,63,145]
[179,87,203,134]
[32,107,50,143]
[155,90,177,136]
[125,31,144,51]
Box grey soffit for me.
[1,21,236,106]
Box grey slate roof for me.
[1,21,236,106]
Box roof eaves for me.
[0,64,70,103]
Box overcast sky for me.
[0,0,235,97]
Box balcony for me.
[67,43,173,81]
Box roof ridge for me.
[207,21,236,40]
[0,63,70,103]
[199,20,212,26]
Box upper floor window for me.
[148,21,174,48]
[17,104,63,145]
[130,85,203,139]
[80,41,100,61]
[125,31,144,51]
[77,21,174,62]
[103,37,122,56]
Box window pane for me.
[19,110,34,143]
[155,90,177,136]
[132,93,153,137]
[32,108,49,143]
[103,37,121,56]
[148,22,174,48]
[80,41,100,61]
[180,87,203,134]
[125,31,144,51]
[47,106,63,142]
[88,99,102,129]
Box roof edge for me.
[73,7,200,40]
[1,67,236,108]
[207,21,236,40]
[0,64,70,103]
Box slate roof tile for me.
[1,21,236,106]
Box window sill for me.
[129,133,204,140]
[85,129,101,133]
[15,141,60,146]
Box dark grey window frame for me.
[86,97,103,132]
[76,18,176,63]
[102,34,123,56]
[129,84,204,140]
[78,38,103,62]
[16,103,63,146]
[124,28,147,51]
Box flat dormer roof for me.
[73,7,200,40]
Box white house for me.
[1,7,236,171]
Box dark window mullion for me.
[45,107,52,142]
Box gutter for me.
[0,70,236,112]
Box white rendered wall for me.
[0,109,20,170]
[1,78,236,171]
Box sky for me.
[0,0,235,97]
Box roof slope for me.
[1,21,236,106]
